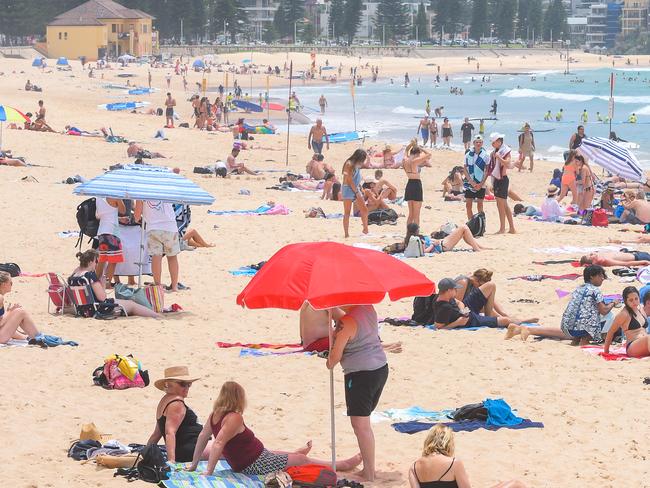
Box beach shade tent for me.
[0,105,29,148]
[241,58,252,64]
[577,137,646,183]
[56,57,69,66]
[192,59,205,69]
[117,54,136,64]
[73,164,215,285]
[32,58,44,67]
[236,241,435,468]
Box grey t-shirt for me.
[340,305,387,374]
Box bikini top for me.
[628,313,643,331]
[412,458,458,488]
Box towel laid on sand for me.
[163,461,263,488]
[532,245,621,254]
[217,341,302,350]
[371,406,454,424]
[509,273,580,281]
[239,347,316,358]
[228,267,258,277]
[581,345,635,361]
[392,419,544,434]
[36,334,79,347]
[208,204,290,216]
[0,339,29,348]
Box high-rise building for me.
[622,0,649,38]
[241,0,280,40]
[586,3,608,46]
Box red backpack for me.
[286,464,337,487]
[591,208,609,227]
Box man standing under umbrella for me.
[326,304,388,482]
[135,200,181,292]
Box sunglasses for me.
[176,381,192,388]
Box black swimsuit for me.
[412,458,458,487]
[625,312,646,353]
[157,399,203,462]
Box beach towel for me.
[371,407,454,424]
[533,259,577,265]
[217,341,302,350]
[239,347,316,358]
[229,266,257,277]
[208,204,290,216]
[484,398,523,427]
[581,345,635,361]
[508,273,580,281]
[0,339,29,348]
[19,272,47,278]
[391,419,544,434]
[34,334,78,347]
[163,460,264,488]
[531,245,622,254]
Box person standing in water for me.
[425,99,431,116]
[489,132,516,234]
[403,141,432,227]
[341,149,369,238]
[416,116,430,146]
[581,109,588,124]
[490,99,497,116]
[318,94,327,114]
[404,72,410,86]
[516,123,535,172]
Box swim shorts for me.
[97,234,124,263]
[147,229,180,257]
[165,107,174,117]
[467,312,498,328]
[241,449,288,476]
[464,187,486,200]
[633,251,650,261]
[464,288,488,313]
[405,179,423,202]
[492,176,509,199]
[312,140,324,154]
[344,364,389,417]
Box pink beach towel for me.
[217,341,302,350]
[581,345,630,361]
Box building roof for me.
[48,0,154,26]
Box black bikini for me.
[625,312,646,353]
[412,459,458,488]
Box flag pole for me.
[285,61,293,167]
[608,72,614,139]
[351,68,357,132]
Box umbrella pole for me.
[328,308,336,470]
[137,219,145,288]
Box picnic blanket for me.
[163,461,264,488]
[392,419,544,434]
[371,406,454,424]
[208,204,290,216]
[217,341,302,350]
[581,344,633,361]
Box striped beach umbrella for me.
[73,164,215,205]
[577,137,645,182]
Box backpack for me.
[451,402,488,421]
[75,198,99,249]
[466,211,486,237]
[591,208,609,227]
[114,444,169,483]
[0,262,21,277]
[286,464,337,488]
[404,236,424,258]
[368,208,398,225]
[412,293,438,325]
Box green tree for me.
[414,2,428,41]
[211,0,247,43]
[470,0,489,42]
[343,0,363,43]
[262,23,279,43]
[301,22,315,43]
[374,0,409,42]
[495,0,517,43]
[328,0,345,40]
[528,0,543,43]
[543,0,567,42]
[431,0,462,42]
[516,0,528,39]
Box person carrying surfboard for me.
[308,119,330,155]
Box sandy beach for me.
[1,50,649,488]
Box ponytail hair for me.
[76,249,99,268]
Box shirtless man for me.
[307,119,329,155]
[32,100,55,132]
[318,95,327,114]
[164,92,176,128]
[127,142,165,159]
[226,145,257,175]
[306,153,335,180]
[359,183,391,213]
[416,116,430,146]
[580,250,650,267]
[620,190,650,224]
[372,169,397,200]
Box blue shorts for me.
[633,251,650,261]
[468,312,498,328]
[420,128,429,141]
[312,140,324,154]
[342,184,357,201]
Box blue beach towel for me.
[229,267,258,277]
[485,398,523,427]
[163,461,263,487]
[391,418,544,434]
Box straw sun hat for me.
[79,422,112,443]
[547,184,560,197]
[154,366,200,391]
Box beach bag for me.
[404,236,424,258]
[466,211,486,237]
[286,464,337,487]
[215,166,228,177]
[94,354,149,390]
[68,439,101,461]
[591,208,609,227]
[76,198,99,249]
[156,108,163,116]
[0,262,21,277]
[368,208,398,225]
[137,444,170,483]
[412,293,438,325]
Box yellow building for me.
[46,0,155,61]
[622,0,649,38]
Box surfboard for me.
[232,99,263,113]
[128,88,153,95]
[262,102,286,111]
[97,101,150,111]
[329,130,375,143]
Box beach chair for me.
[68,284,127,318]
[46,273,73,315]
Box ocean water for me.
[274,68,650,167]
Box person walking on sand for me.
[488,132,515,234]
[460,117,474,151]
[308,119,330,155]
[463,135,489,220]
[516,123,535,172]
[166,73,172,89]
[165,92,176,128]
[342,149,369,238]
[403,140,432,227]
[319,94,327,114]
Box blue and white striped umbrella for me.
[577,137,646,182]
[73,165,215,205]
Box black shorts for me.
[468,312,498,328]
[465,188,486,200]
[404,179,423,202]
[344,364,389,417]
[493,176,509,199]
[463,288,487,313]
[165,107,174,117]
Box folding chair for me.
[68,284,128,318]
[46,273,73,315]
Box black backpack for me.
[466,211,486,237]
[0,262,21,277]
[452,402,488,421]
[411,293,438,325]
[115,444,170,483]
[368,208,398,225]
[76,198,99,249]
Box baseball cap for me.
[438,278,462,292]
[473,135,483,142]
[490,132,505,143]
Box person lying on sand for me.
[68,249,162,318]
[406,223,489,254]
[127,141,166,159]
[64,125,103,137]
[409,424,527,488]
[603,286,650,358]
[187,381,362,476]
[580,249,650,267]
[608,234,650,245]
[147,366,212,463]
[506,265,619,343]
[0,152,27,166]
[0,271,42,344]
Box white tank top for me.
[95,198,119,236]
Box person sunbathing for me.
[506,265,619,343]
[127,142,166,159]
[579,249,650,267]
[409,424,527,488]
[182,228,214,248]
[68,249,162,318]
[306,153,334,180]
[64,125,103,137]
[619,190,650,224]
[608,234,650,245]
[603,286,650,358]
[0,153,27,166]
[372,170,397,200]
[188,381,363,476]
[406,223,489,254]
[0,271,42,344]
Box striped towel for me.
[162,461,264,488]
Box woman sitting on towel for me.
[409,424,526,488]
[68,249,162,319]
[0,271,42,344]
[405,223,488,254]
[188,381,362,476]
[147,366,212,463]
[604,286,650,358]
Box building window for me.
[112,24,117,33]
[143,24,148,33]
[58,32,62,39]
[64,32,68,40]
[130,24,134,31]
